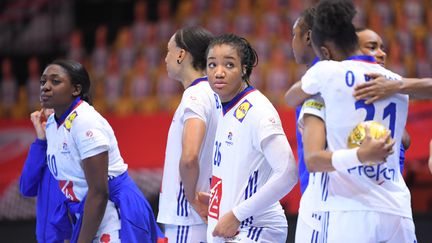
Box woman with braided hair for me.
[205,33,298,242]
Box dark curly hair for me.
[312,0,358,57]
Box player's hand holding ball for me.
[348,121,395,165]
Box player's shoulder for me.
[184,81,216,103]
[243,90,279,117]
[310,60,340,70]
[68,102,104,129]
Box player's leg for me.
[322,211,378,243]
[381,214,417,243]
[295,212,322,243]
[164,224,207,243]
[93,201,121,243]
[224,226,287,243]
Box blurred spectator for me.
[249,64,265,92]
[91,24,109,80]
[387,39,408,77]
[258,0,282,37]
[264,47,290,105]
[353,0,367,27]
[284,0,302,28]
[203,0,229,35]
[127,55,156,113]
[425,8,432,60]
[131,0,149,48]
[375,0,393,27]
[403,0,422,30]
[395,11,414,56]
[278,19,295,60]
[26,56,41,112]
[0,58,17,117]
[67,29,86,63]
[104,53,124,111]
[114,27,136,73]
[142,24,162,69]
[251,21,272,63]
[414,38,432,78]
[176,0,202,27]
[156,0,175,42]
[232,0,255,37]
[192,0,209,13]
[154,62,182,111]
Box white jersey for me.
[207,88,287,242]
[45,99,128,235]
[46,100,127,201]
[301,56,412,219]
[158,78,221,225]
[297,95,326,230]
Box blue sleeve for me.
[19,139,48,197]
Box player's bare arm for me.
[284,80,312,107]
[303,114,394,172]
[179,118,208,223]
[78,152,109,243]
[354,74,432,103]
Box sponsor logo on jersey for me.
[347,163,396,184]
[64,111,78,131]
[304,100,324,111]
[59,180,79,202]
[209,176,222,219]
[234,100,253,122]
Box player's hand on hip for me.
[191,192,209,224]
[212,211,240,238]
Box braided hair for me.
[207,33,258,84]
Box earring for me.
[177,59,181,64]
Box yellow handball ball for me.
[347,121,390,148]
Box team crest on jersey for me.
[225,131,233,146]
[64,111,78,131]
[234,100,253,122]
[61,142,70,154]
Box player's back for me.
[301,57,412,219]
[158,79,220,225]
